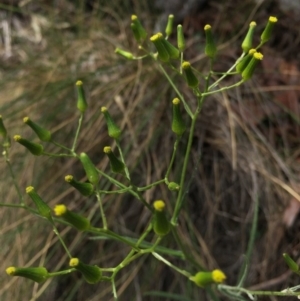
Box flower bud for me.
[153,200,170,236]
[190,269,226,287]
[54,204,90,231]
[0,115,7,138]
[6,266,48,283]
[283,253,299,272]
[177,25,185,52]
[241,21,256,52]
[150,33,170,62]
[241,52,263,81]
[14,135,43,156]
[103,146,125,174]
[182,61,199,88]
[115,48,134,60]
[65,175,94,196]
[79,152,99,185]
[172,98,186,136]
[165,14,174,37]
[236,49,256,73]
[76,80,88,113]
[101,107,121,139]
[131,15,147,43]
[161,38,180,60]
[261,16,278,43]
[204,25,217,59]
[26,186,52,220]
[23,117,51,141]
[168,182,180,191]
[69,258,102,284]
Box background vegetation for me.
[1,0,300,300]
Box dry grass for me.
[1,0,300,300]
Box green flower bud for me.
[54,204,90,231]
[101,107,121,139]
[161,38,180,60]
[23,117,51,141]
[6,266,48,283]
[204,24,217,59]
[0,115,7,138]
[165,14,174,37]
[241,21,256,52]
[115,48,134,60]
[153,200,170,236]
[103,146,125,174]
[76,80,88,113]
[150,33,170,62]
[26,186,52,220]
[261,16,278,43]
[65,175,94,196]
[241,52,263,81]
[182,61,199,88]
[168,182,180,191]
[172,98,186,136]
[131,15,147,43]
[14,135,43,156]
[79,152,99,185]
[236,49,256,73]
[69,258,102,284]
[190,269,226,287]
[283,253,299,272]
[177,25,185,52]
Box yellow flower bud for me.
[6,266,48,283]
[76,80,88,113]
[153,200,170,236]
[190,269,226,287]
[14,135,44,156]
[101,107,121,139]
[241,21,257,52]
[261,16,278,43]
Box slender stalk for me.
[116,140,131,180]
[165,138,180,180]
[95,190,107,229]
[137,179,165,191]
[52,224,72,258]
[71,113,84,152]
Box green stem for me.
[171,95,204,225]
[42,152,74,157]
[116,140,131,180]
[203,80,244,97]
[72,113,84,152]
[158,64,193,118]
[137,179,165,191]
[50,140,72,152]
[152,252,191,278]
[52,223,72,258]
[3,149,24,204]
[48,268,75,277]
[165,138,180,180]
[95,190,107,229]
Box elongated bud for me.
[161,38,180,60]
[150,33,169,62]
[190,269,226,287]
[26,186,52,220]
[23,117,51,141]
[165,14,174,37]
[69,258,102,284]
[131,15,147,43]
[172,98,186,136]
[182,61,199,88]
[76,80,88,113]
[6,266,48,283]
[54,204,90,231]
[283,253,299,273]
[65,175,94,196]
[0,115,7,138]
[204,25,217,59]
[261,16,278,43]
[236,49,256,73]
[79,152,99,185]
[101,107,121,139]
[168,182,180,191]
[103,146,125,174]
[241,21,256,52]
[241,52,263,81]
[177,25,185,52]
[115,48,134,60]
[14,135,43,156]
[153,200,170,236]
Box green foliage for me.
[2,13,298,301]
